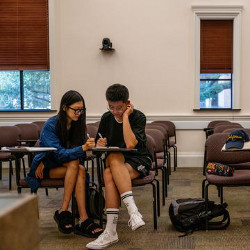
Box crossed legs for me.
[86,152,144,249]
[104,152,140,208]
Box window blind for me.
[200,20,233,73]
[0,0,49,70]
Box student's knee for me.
[104,168,113,184]
[107,153,124,167]
[64,160,79,172]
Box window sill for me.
[193,108,241,111]
[0,109,57,112]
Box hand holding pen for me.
[97,132,107,147]
[82,133,96,151]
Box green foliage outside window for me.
[0,71,51,110]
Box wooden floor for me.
[1,167,250,249]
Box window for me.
[200,20,233,109]
[192,6,243,110]
[0,70,51,110]
[0,0,50,110]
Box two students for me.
[28,84,151,249]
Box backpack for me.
[86,183,105,219]
[169,198,230,236]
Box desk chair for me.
[152,121,178,171]
[146,129,168,204]
[95,150,160,230]
[204,120,231,139]
[32,121,45,136]
[0,126,21,190]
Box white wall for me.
[2,0,250,167]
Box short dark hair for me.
[106,84,129,102]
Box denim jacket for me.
[26,115,86,192]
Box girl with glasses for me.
[26,90,103,238]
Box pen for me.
[98,133,103,138]
[87,133,90,139]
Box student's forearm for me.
[123,115,138,148]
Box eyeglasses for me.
[107,107,124,114]
[67,106,86,115]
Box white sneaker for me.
[86,230,119,249]
[128,211,145,231]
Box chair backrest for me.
[205,133,250,164]
[223,128,250,136]
[146,134,155,163]
[86,124,98,138]
[151,121,176,145]
[145,128,165,153]
[207,120,231,129]
[32,121,45,135]
[151,121,176,137]
[146,124,169,141]
[213,124,243,134]
[0,126,21,147]
[15,123,40,140]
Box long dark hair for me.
[57,90,86,148]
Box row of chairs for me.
[0,121,45,190]
[202,120,250,213]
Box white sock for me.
[105,208,119,235]
[121,191,138,216]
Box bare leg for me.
[103,168,120,209]
[75,165,88,220]
[49,160,79,212]
[106,153,140,194]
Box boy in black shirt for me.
[86,84,152,249]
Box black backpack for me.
[169,198,230,236]
[86,183,105,219]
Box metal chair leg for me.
[0,161,2,180]
[161,168,165,205]
[174,146,177,171]
[22,158,26,177]
[154,178,160,217]
[151,182,157,230]
[9,159,12,190]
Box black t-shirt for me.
[96,109,151,158]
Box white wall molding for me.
[192,5,243,109]
[1,114,250,129]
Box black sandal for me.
[53,210,74,234]
[74,218,103,238]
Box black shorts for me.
[124,154,152,177]
[42,156,62,179]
